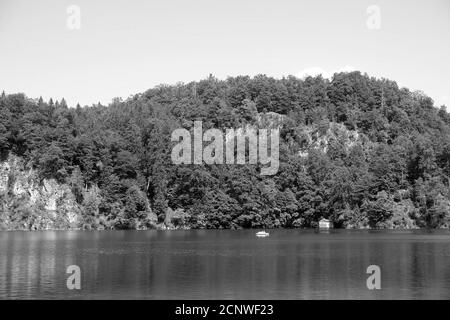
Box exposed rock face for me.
[0,161,10,194]
[257,112,286,129]
[297,122,368,157]
[222,112,285,148]
[0,155,82,230]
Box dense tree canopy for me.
[1,72,449,229]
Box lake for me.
[0,229,450,299]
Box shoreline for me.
[0,226,442,232]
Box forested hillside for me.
[1,71,450,230]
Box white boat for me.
[256,231,269,237]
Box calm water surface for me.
[0,229,450,299]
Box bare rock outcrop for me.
[0,155,82,230]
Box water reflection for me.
[0,230,449,299]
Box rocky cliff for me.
[0,155,82,230]
[297,122,368,157]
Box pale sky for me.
[0,0,449,107]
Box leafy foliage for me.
[1,72,449,229]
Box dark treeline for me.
[1,71,450,229]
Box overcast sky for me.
[0,0,449,107]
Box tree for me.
[362,191,394,228]
[38,143,67,181]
